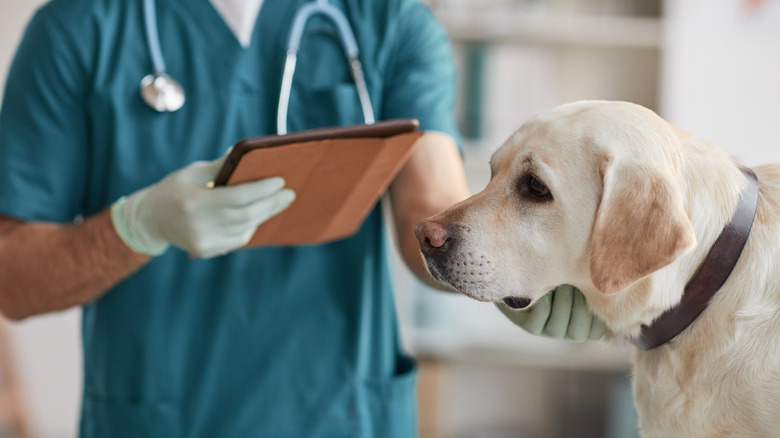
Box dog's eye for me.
[523,175,552,201]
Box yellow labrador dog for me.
[415,101,780,437]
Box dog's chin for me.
[422,259,464,290]
[424,263,485,299]
[423,258,492,292]
[423,258,528,306]
[422,260,452,288]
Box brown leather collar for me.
[630,167,759,351]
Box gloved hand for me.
[496,284,607,342]
[110,153,295,258]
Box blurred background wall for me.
[0,0,778,437]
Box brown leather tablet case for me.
[214,119,422,247]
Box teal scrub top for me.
[0,0,460,436]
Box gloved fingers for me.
[184,189,296,257]
[202,147,236,176]
[176,156,231,186]
[235,188,296,228]
[175,148,239,187]
[496,302,530,326]
[522,292,554,335]
[496,285,606,342]
[190,233,248,259]
[565,290,594,342]
[216,188,296,227]
[249,188,296,225]
[203,153,229,174]
[181,222,261,258]
[206,177,288,208]
[542,284,575,338]
[196,205,295,257]
[497,292,553,335]
[589,316,608,341]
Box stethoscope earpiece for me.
[140,72,186,113]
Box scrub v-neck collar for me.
[209,0,264,48]
[179,0,263,51]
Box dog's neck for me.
[629,167,759,350]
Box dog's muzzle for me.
[415,220,501,300]
[415,219,464,288]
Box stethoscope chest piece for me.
[140,73,185,112]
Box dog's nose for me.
[415,220,450,251]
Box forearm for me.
[390,132,470,290]
[0,210,150,320]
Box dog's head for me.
[416,101,697,315]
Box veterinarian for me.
[0,0,469,436]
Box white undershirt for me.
[209,0,265,48]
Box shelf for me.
[435,9,663,49]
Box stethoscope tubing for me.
[285,0,359,56]
[277,0,375,134]
[143,0,166,75]
[140,0,375,131]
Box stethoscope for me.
[140,0,375,135]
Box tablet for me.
[214,119,422,247]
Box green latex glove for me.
[497,285,607,342]
[111,153,295,258]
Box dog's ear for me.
[589,158,696,293]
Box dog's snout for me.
[415,220,451,252]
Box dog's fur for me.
[416,101,780,437]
